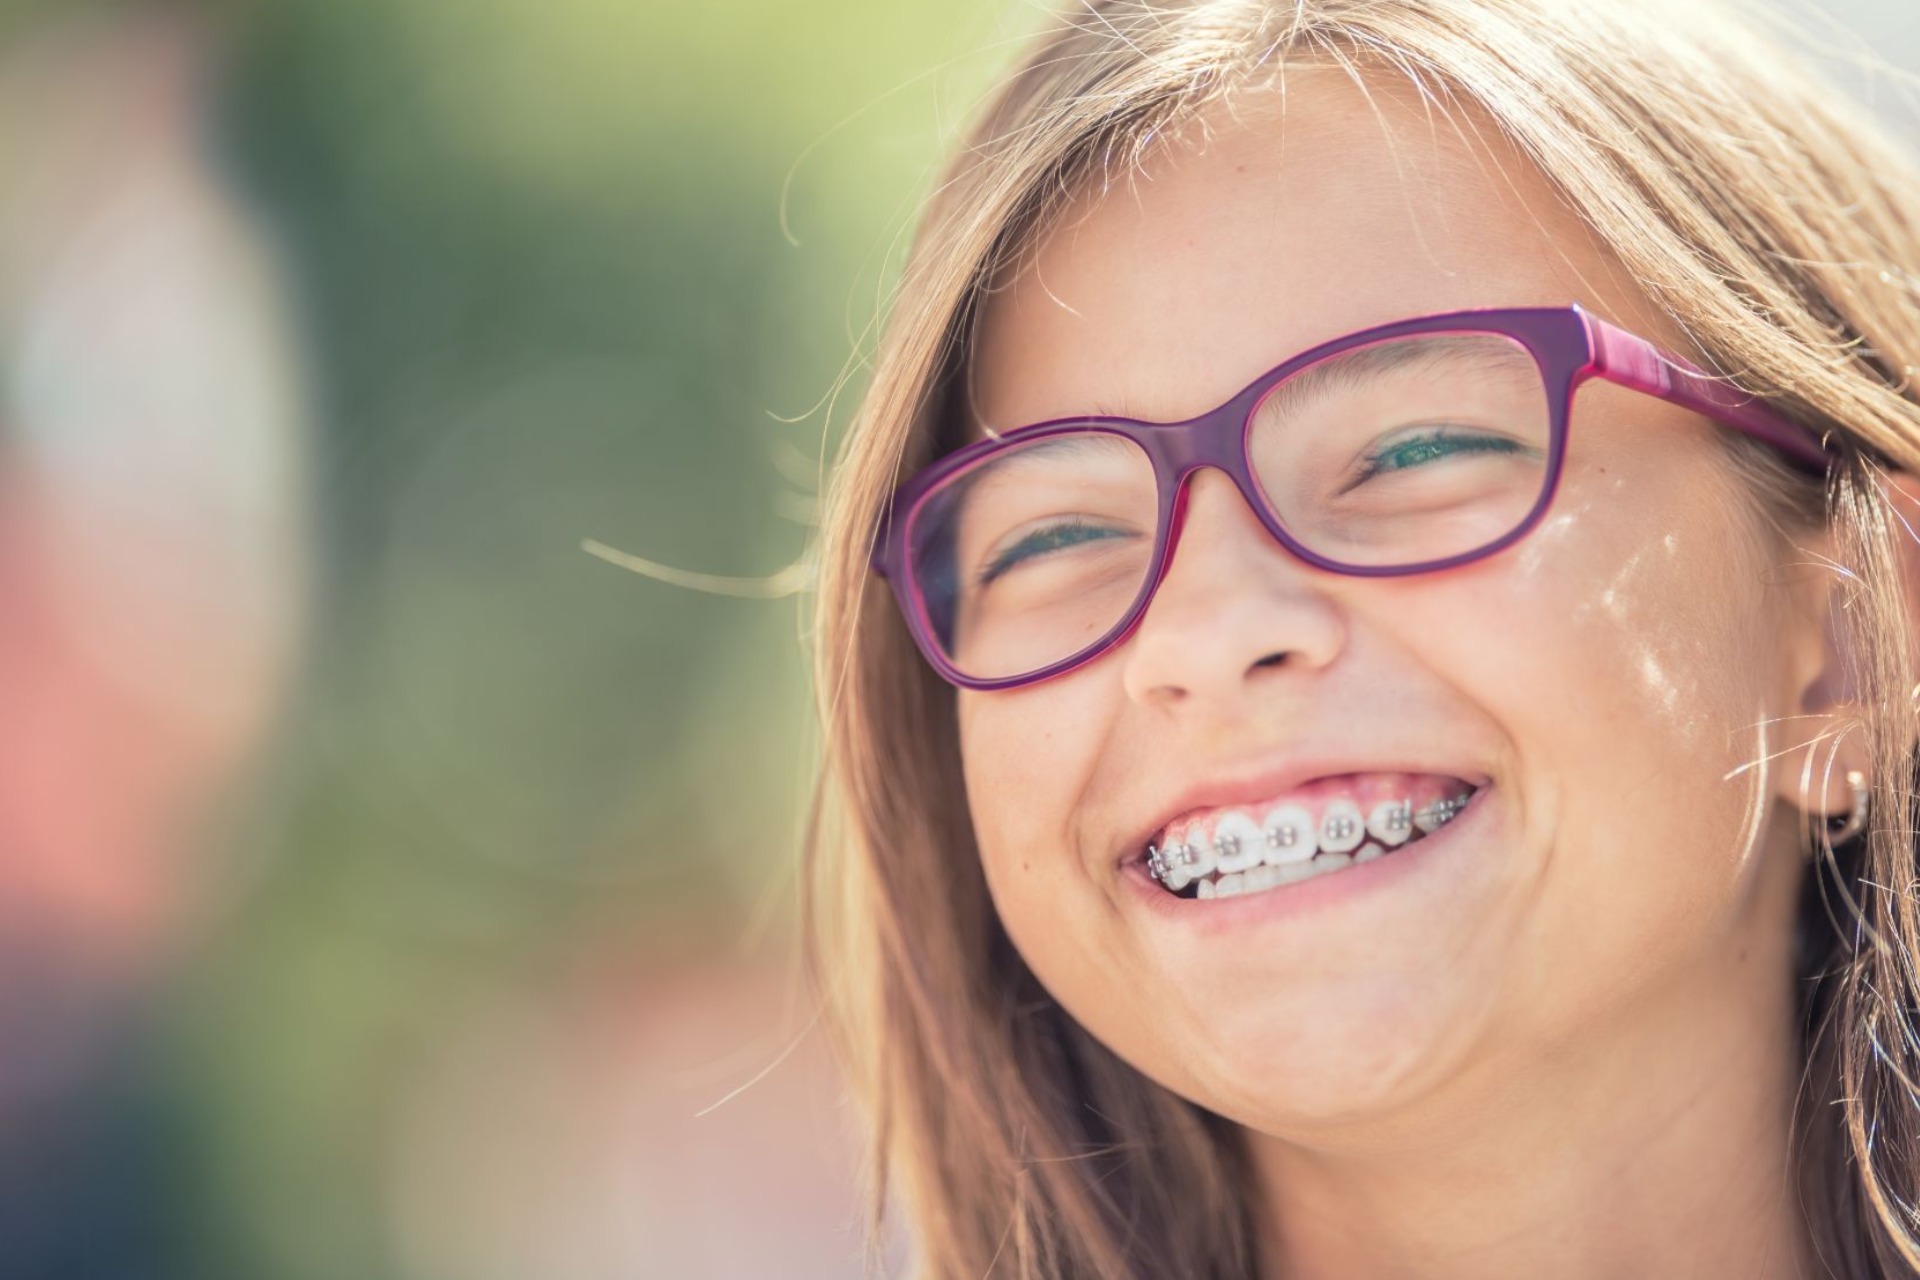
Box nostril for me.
[1252,651,1289,669]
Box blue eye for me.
[1344,427,1537,490]
[979,519,1130,585]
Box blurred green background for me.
[4,1,1909,1278]
[162,2,1029,1276]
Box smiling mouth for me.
[1144,784,1480,900]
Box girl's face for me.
[957,71,1841,1135]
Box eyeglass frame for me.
[869,303,1838,692]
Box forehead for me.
[967,67,1636,438]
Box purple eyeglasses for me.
[869,303,1834,691]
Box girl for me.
[802,1,1920,1275]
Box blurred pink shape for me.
[0,7,310,1103]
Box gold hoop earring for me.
[1825,769,1870,847]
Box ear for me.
[1767,466,1920,828]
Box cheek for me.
[956,675,1140,1010]
[1446,461,1793,1000]
[957,677,1109,883]
[1516,509,1765,762]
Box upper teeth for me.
[1413,795,1466,832]
[1145,791,1472,888]
[1369,799,1413,846]
[1263,804,1315,863]
[1317,800,1365,854]
[1211,812,1265,873]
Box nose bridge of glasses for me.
[1138,388,1284,579]
[1140,386,1264,496]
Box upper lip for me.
[1117,755,1491,868]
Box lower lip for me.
[1119,785,1492,935]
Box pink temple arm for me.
[1581,311,1833,473]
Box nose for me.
[1119,467,1348,709]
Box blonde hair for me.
[801,2,1920,1275]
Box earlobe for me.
[1767,464,1920,835]
[1763,501,1867,830]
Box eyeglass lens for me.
[907,332,1553,681]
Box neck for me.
[1246,919,1816,1279]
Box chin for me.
[1177,986,1466,1128]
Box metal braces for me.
[1145,793,1472,884]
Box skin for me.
[958,69,1877,1279]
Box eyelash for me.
[1347,428,1526,486]
[979,519,1125,585]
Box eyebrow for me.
[972,398,1134,443]
[949,434,1136,513]
[975,334,1534,442]
[1254,334,1538,421]
[967,430,1143,479]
